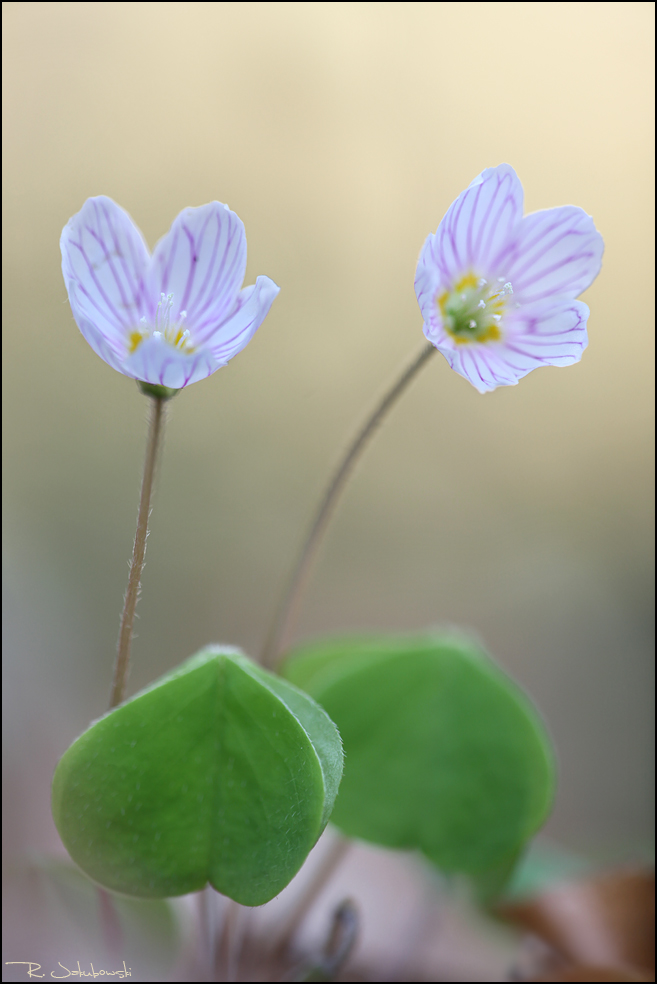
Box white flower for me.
[415,165,604,392]
[61,197,279,389]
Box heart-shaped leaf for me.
[281,633,555,885]
[52,646,343,905]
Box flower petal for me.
[61,196,150,345]
[431,339,519,393]
[464,347,520,392]
[499,206,604,304]
[504,298,590,367]
[67,288,131,376]
[123,336,222,389]
[414,233,445,334]
[148,202,247,333]
[423,164,525,290]
[426,298,590,393]
[203,276,280,364]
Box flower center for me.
[128,293,195,355]
[438,273,513,345]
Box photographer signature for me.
[5,962,131,979]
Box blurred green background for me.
[3,0,653,886]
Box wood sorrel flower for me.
[61,197,280,389]
[415,164,603,393]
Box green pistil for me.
[439,276,512,345]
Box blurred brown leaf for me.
[529,964,653,982]
[501,867,655,978]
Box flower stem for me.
[109,395,167,709]
[216,897,244,982]
[261,341,436,669]
[272,835,352,959]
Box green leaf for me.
[52,646,343,906]
[281,633,555,884]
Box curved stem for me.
[109,396,167,708]
[261,341,436,669]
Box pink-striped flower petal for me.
[423,164,524,292]
[61,196,150,346]
[65,287,130,376]
[497,206,604,304]
[124,335,222,390]
[432,299,590,394]
[415,240,447,339]
[148,202,247,330]
[504,298,590,367]
[445,346,519,394]
[61,197,278,390]
[415,165,603,393]
[207,276,281,365]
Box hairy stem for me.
[109,396,166,708]
[261,342,436,668]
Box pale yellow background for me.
[2,0,653,921]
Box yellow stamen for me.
[129,329,148,354]
[127,295,195,356]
